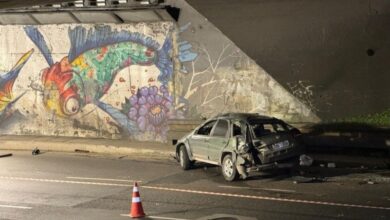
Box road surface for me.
[0,150,390,219]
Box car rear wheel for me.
[222,154,238,181]
[179,145,191,170]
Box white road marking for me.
[218,185,297,193]
[0,176,130,187]
[142,185,390,211]
[120,214,188,220]
[0,204,32,209]
[66,176,142,182]
[148,216,189,220]
[1,176,389,211]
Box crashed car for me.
[174,113,304,181]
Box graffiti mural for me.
[24,25,173,137]
[0,17,319,142]
[0,49,33,122]
[0,23,176,141]
[122,85,173,138]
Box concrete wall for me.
[0,2,321,142]
[186,0,390,122]
[170,0,318,124]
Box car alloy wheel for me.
[222,154,238,181]
[223,158,234,176]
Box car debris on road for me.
[0,153,12,158]
[299,154,313,166]
[32,147,40,155]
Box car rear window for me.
[249,121,288,138]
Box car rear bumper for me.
[258,145,304,164]
[246,161,296,172]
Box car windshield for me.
[249,120,288,138]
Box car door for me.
[208,119,230,162]
[188,120,217,160]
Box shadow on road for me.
[302,122,390,157]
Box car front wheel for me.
[222,154,238,181]
[179,145,191,170]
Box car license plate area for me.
[272,140,289,150]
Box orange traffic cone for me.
[130,182,145,218]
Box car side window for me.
[252,124,265,137]
[196,120,217,136]
[273,123,286,132]
[211,120,229,138]
[232,122,242,136]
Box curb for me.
[0,138,174,158]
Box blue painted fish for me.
[0,49,34,118]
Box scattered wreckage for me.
[174,113,306,181]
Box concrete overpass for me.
[0,0,387,142]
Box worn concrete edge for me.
[0,140,174,157]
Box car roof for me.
[214,113,276,121]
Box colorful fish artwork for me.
[24,25,173,135]
[0,49,34,120]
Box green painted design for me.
[337,109,390,127]
[69,42,156,104]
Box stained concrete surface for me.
[186,0,390,120]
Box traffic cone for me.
[130,182,145,218]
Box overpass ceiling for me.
[0,1,172,24]
[0,9,171,24]
[0,0,74,9]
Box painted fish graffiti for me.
[24,25,173,135]
[0,49,34,120]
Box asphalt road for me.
[0,150,390,220]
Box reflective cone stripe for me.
[130,182,145,218]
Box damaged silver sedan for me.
[174,113,304,181]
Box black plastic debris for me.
[32,147,40,155]
[74,149,89,153]
[0,153,12,158]
[299,154,313,166]
[293,176,326,184]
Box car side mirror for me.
[290,128,301,136]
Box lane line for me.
[66,176,142,182]
[218,185,296,193]
[0,176,131,187]
[120,214,188,220]
[1,176,389,211]
[0,204,32,209]
[142,185,390,211]
[148,216,188,220]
